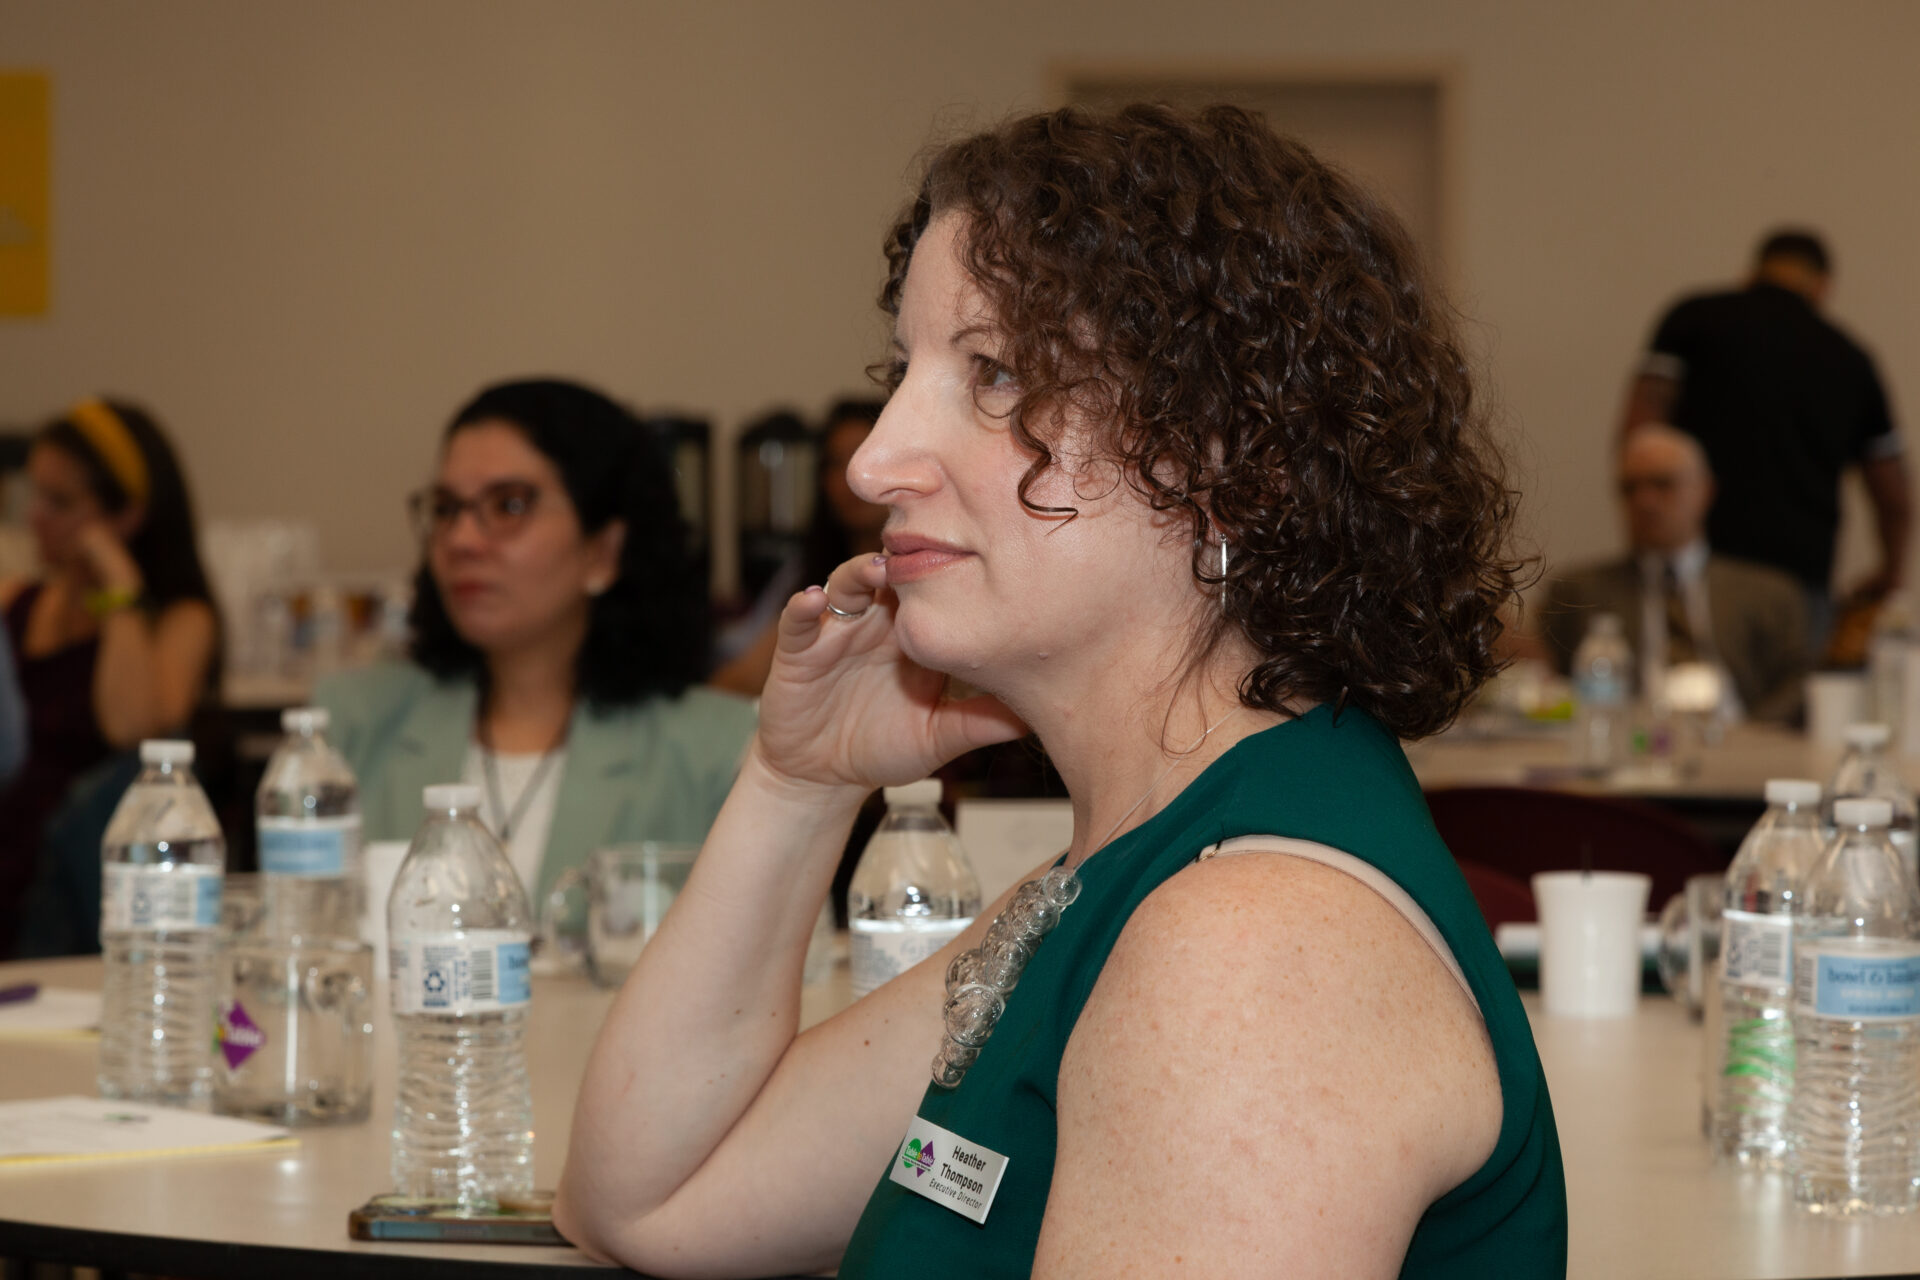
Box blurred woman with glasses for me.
[317,378,756,908]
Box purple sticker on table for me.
[218,1000,265,1069]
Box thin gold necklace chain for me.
[1064,705,1244,871]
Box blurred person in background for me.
[1541,424,1808,722]
[712,397,889,696]
[1622,229,1908,648]
[0,626,24,785]
[318,378,756,913]
[0,397,220,957]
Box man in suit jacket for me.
[1541,424,1808,723]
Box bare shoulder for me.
[156,596,216,624]
[154,597,218,638]
[1036,851,1501,1278]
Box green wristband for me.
[84,585,142,617]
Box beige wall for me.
[2,0,1916,596]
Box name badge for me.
[888,1114,1009,1225]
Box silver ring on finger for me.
[823,599,869,620]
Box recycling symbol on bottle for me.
[424,968,447,995]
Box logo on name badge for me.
[901,1138,935,1177]
[216,1001,265,1069]
[889,1115,1010,1225]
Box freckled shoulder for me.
[1037,851,1502,1277]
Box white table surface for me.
[9,952,1920,1278]
[0,953,848,1276]
[1406,720,1849,803]
[1530,992,1920,1279]
[221,670,316,713]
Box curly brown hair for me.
[878,104,1522,741]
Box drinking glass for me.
[541,844,697,988]
[1656,872,1725,1018]
[213,937,373,1125]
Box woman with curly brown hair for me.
[557,105,1566,1278]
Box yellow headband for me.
[65,398,150,507]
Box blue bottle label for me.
[195,871,222,927]
[1793,941,1920,1020]
[101,864,222,932]
[390,930,532,1015]
[257,816,361,877]
[1574,673,1627,707]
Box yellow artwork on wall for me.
[0,72,50,317]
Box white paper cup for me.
[359,839,412,980]
[1533,871,1651,1018]
[1806,672,1868,749]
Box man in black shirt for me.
[1621,230,1909,643]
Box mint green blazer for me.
[314,662,756,911]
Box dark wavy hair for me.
[407,378,708,709]
[39,399,215,612]
[879,105,1521,740]
[801,397,888,585]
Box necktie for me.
[1664,561,1698,665]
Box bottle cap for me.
[1844,722,1892,748]
[423,783,483,812]
[139,739,195,766]
[1834,797,1893,828]
[281,706,330,734]
[883,779,944,808]
[1764,779,1820,807]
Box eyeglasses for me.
[1618,473,1687,498]
[408,481,542,542]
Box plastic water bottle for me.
[1715,778,1824,1166]
[1871,590,1915,737]
[1571,613,1632,773]
[1788,797,1920,1215]
[389,784,534,1207]
[1824,723,1918,879]
[848,780,980,999]
[97,740,226,1107]
[305,584,347,675]
[256,707,361,940]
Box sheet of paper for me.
[0,988,100,1037]
[0,1096,293,1165]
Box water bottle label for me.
[101,864,222,932]
[1574,674,1627,707]
[1721,911,1792,989]
[257,815,361,877]
[1793,942,1920,1020]
[390,930,532,1014]
[850,918,972,999]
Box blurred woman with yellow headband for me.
[0,397,218,957]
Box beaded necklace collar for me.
[930,707,1242,1088]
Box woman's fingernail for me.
[804,584,824,595]
[871,555,889,566]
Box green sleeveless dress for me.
[839,705,1567,1278]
